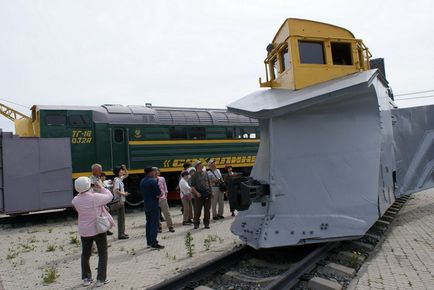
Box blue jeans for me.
[145,208,160,246]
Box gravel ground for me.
[0,203,242,289]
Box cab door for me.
[111,127,129,169]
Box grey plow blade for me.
[393,105,434,197]
[227,70,395,248]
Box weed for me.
[349,251,361,267]
[46,245,56,252]
[48,228,53,233]
[41,265,59,284]
[128,248,136,256]
[184,232,194,257]
[203,234,224,251]
[6,248,18,260]
[69,236,80,247]
[165,252,176,260]
[28,236,39,243]
[204,238,211,251]
[7,241,37,259]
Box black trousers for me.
[145,208,160,246]
[193,196,211,227]
[81,233,107,281]
[117,203,126,238]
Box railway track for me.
[148,242,340,290]
[148,195,410,290]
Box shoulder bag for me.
[94,198,113,234]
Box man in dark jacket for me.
[140,166,164,249]
[190,160,212,229]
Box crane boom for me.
[0,102,30,121]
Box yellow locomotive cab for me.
[259,18,371,90]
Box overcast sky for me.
[1,0,434,132]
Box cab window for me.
[69,115,90,127]
[188,127,205,139]
[271,57,279,79]
[45,115,66,126]
[114,129,124,143]
[331,42,353,65]
[298,41,325,64]
[169,127,187,139]
[226,128,235,139]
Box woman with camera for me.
[72,177,114,287]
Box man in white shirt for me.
[179,171,193,225]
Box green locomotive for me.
[13,103,259,202]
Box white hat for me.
[192,160,202,167]
[75,176,91,193]
[207,159,215,166]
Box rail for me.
[147,246,249,290]
[265,242,339,290]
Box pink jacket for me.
[72,188,114,237]
[157,176,168,200]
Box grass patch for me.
[41,265,59,284]
[69,236,80,247]
[46,245,56,252]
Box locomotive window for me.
[331,42,353,65]
[189,127,205,140]
[280,47,289,72]
[271,57,278,79]
[298,41,325,64]
[45,115,66,126]
[68,115,90,127]
[169,127,187,139]
[226,128,235,139]
[114,129,124,143]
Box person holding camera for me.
[207,159,225,220]
[190,160,212,229]
[113,165,129,240]
[72,177,113,287]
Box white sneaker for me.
[96,279,110,287]
[82,278,93,286]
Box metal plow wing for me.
[393,105,434,197]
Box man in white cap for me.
[189,160,212,229]
[207,159,225,220]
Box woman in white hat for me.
[72,176,114,287]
